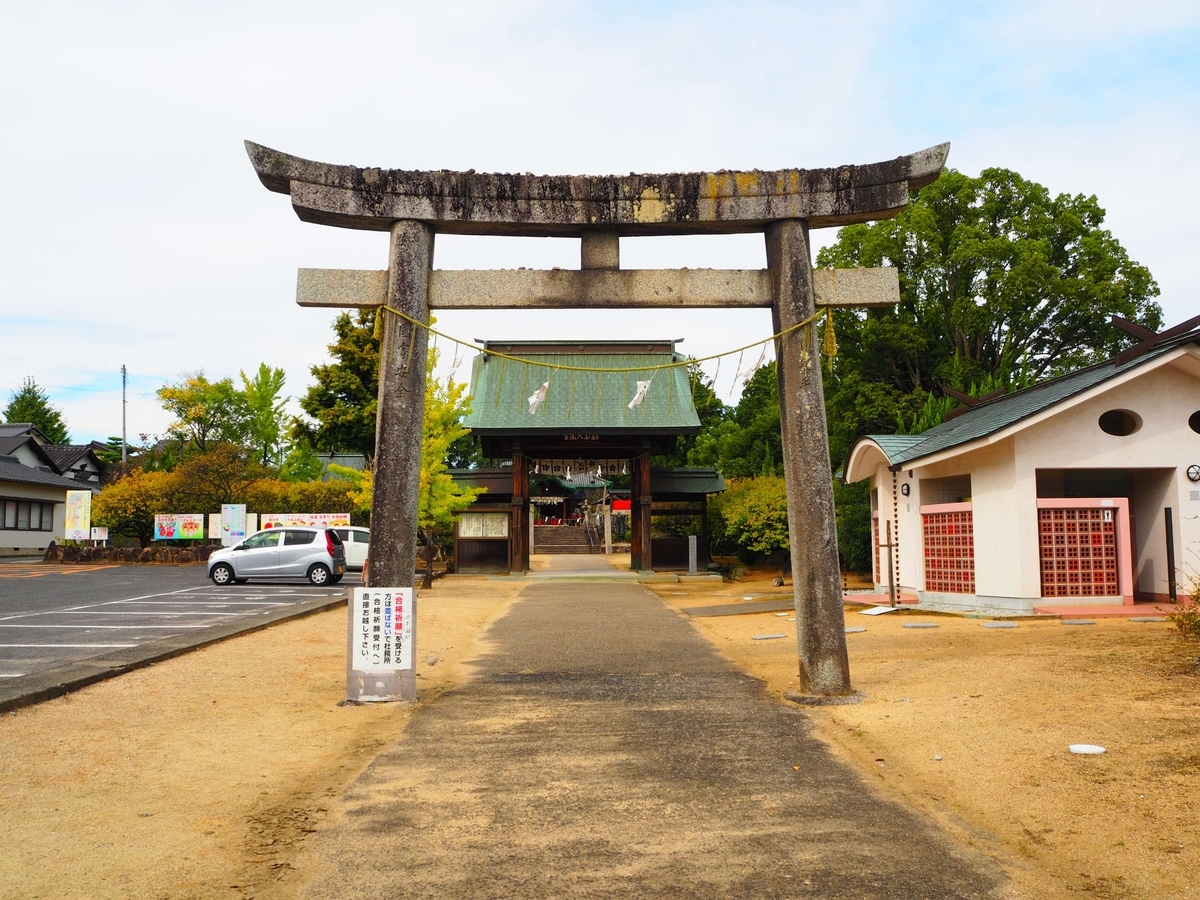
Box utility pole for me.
[121,364,127,463]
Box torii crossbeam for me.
[247,140,949,700]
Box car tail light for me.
[326,531,336,556]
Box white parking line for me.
[0,644,137,649]
[46,611,243,617]
[114,600,291,607]
[0,624,211,630]
[0,673,25,677]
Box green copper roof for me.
[463,345,701,433]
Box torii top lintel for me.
[245,141,949,238]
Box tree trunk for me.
[423,527,434,590]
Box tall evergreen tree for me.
[3,377,70,443]
[297,310,380,458]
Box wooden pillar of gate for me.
[632,447,652,572]
[511,448,529,573]
[367,220,433,701]
[766,220,852,697]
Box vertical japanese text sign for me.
[347,587,414,702]
[64,490,92,540]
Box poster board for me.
[64,490,91,540]
[90,527,108,542]
[154,514,205,540]
[221,503,247,546]
[261,512,351,529]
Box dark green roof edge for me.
[845,329,1200,473]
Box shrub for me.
[1166,572,1200,640]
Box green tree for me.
[92,468,175,545]
[240,363,288,468]
[297,309,380,458]
[687,362,781,477]
[818,167,1162,466]
[418,345,484,586]
[3,377,70,443]
[712,477,791,565]
[157,372,250,454]
[168,443,267,510]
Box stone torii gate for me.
[246,140,949,699]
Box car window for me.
[283,530,314,546]
[352,531,369,543]
[326,529,344,546]
[333,528,350,542]
[244,531,281,549]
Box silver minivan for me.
[207,527,347,586]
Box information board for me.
[351,588,413,672]
[90,527,108,542]
[221,503,247,546]
[64,490,91,540]
[261,512,351,529]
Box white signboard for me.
[351,588,413,672]
[90,527,108,542]
[221,503,247,547]
[208,513,221,541]
[261,512,350,529]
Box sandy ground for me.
[649,575,1200,900]
[2,566,1197,899]
[0,578,527,900]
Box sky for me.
[1,0,1197,444]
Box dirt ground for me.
[2,568,1198,899]
[0,578,527,900]
[650,574,1200,900]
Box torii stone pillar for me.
[247,140,949,697]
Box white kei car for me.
[332,526,370,570]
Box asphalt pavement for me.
[297,580,1005,899]
[0,561,347,711]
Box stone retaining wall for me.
[43,545,213,565]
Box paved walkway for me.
[299,582,1003,899]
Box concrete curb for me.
[0,592,349,715]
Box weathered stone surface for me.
[767,220,852,696]
[297,266,898,310]
[177,550,196,563]
[77,548,92,562]
[247,141,949,235]
[61,546,78,562]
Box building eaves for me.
[0,456,88,490]
[849,328,1200,470]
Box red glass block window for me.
[922,510,975,594]
[1038,507,1119,597]
[872,517,881,584]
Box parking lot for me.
[0,562,346,681]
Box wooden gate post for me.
[512,448,529,572]
[369,220,433,598]
[766,220,852,696]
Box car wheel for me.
[307,563,332,586]
[210,563,235,586]
[330,574,344,584]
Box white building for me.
[0,457,83,557]
[843,326,1200,613]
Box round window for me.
[1190,411,1200,434]
[1098,409,1141,436]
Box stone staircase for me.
[533,525,601,554]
